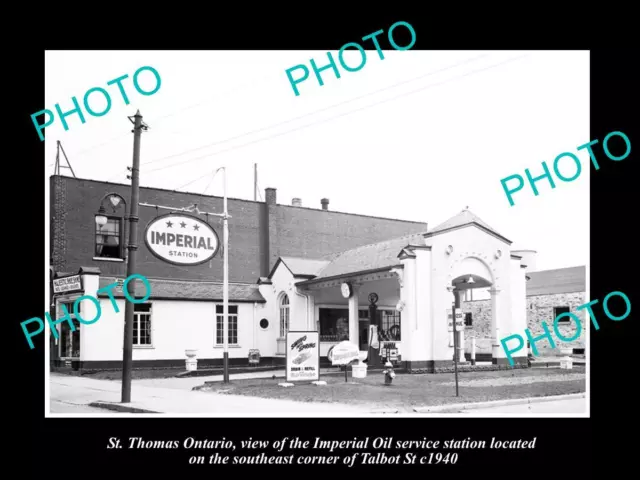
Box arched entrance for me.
[449,256,497,364]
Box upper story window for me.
[95,216,124,259]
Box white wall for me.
[508,258,528,348]
[269,262,308,333]
[425,225,511,362]
[402,250,433,362]
[82,297,264,361]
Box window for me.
[464,312,473,326]
[216,305,238,345]
[319,308,349,342]
[319,308,401,341]
[133,303,152,346]
[95,216,124,259]
[554,306,571,323]
[279,294,289,338]
[379,310,401,341]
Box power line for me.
[145,54,529,179]
[106,54,493,183]
[201,168,220,195]
[141,53,492,168]
[69,72,276,159]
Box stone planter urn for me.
[185,349,198,371]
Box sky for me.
[44,50,589,271]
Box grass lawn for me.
[197,366,586,412]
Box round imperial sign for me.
[144,213,220,266]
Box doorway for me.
[359,320,370,351]
[59,319,81,359]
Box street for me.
[454,396,587,414]
[50,400,124,414]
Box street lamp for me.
[95,194,128,225]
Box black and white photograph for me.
[16,17,634,474]
[44,49,590,417]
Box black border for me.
[16,10,640,475]
[143,211,221,267]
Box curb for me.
[89,401,160,414]
[413,392,586,413]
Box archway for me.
[450,256,495,364]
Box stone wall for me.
[461,291,586,357]
[461,300,491,353]
[526,292,586,355]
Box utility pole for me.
[122,110,145,403]
[254,163,257,201]
[223,167,230,383]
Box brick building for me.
[48,175,583,372]
[49,175,429,369]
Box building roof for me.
[425,209,511,243]
[274,257,331,278]
[97,277,266,303]
[310,232,427,280]
[526,266,586,296]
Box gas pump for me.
[366,293,383,368]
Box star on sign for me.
[180,221,187,228]
[193,224,200,231]
[166,221,173,228]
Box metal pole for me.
[452,300,459,397]
[223,167,230,384]
[254,163,257,201]
[122,110,143,403]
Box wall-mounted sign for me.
[52,275,82,294]
[144,213,220,266]
[447,308,464,332]
[286,331,320,382]
[327,340,360,366]
[340,282,352,298]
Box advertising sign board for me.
[52,275,82,294]
[286,331,320,382]
[447,308,464,332]
[327,341,360,366]
[144,213,220,266]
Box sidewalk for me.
[49,373,369,415]
[414,393,587,414]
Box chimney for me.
[292,198,302,207]
[265,188,277,205]
[321,198,329,211]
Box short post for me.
[471,337,476,365]
[452,302,459,396]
